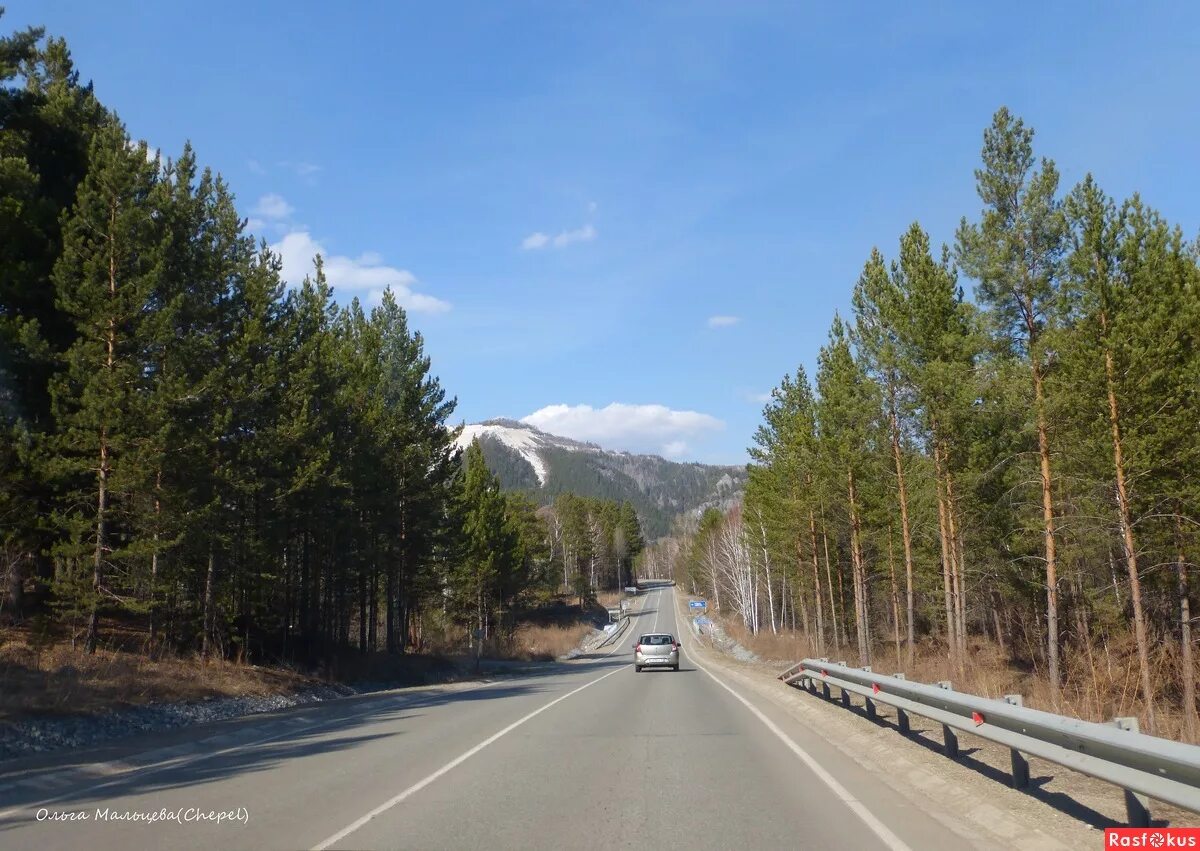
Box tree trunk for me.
[1101,318,1155,732]
[148,470,162,650]
[933,441,957,668]
[1177,517,1197,743]
[1031,360,1061,704]
[201,549,216,660]
[758,515,777,635]
[822,524,840,650]
[807,509,825,655]
[942,455,967,668]
[5,555,24,622]
[888,527,902,670]
[992,593,1007,657]
[847,467,870,666]
[889,405,916,666]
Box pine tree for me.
[891,222,979,668]
[816,314,881,666]
[1061,175,1157,731]
[50,122,162,652]
[957,108,1068,701]
[852,247,918,666]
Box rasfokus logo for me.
[1105,829,1200,848]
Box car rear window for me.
[641,635,674,645]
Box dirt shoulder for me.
[674,593,1200,849]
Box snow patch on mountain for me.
[456,422,550,485]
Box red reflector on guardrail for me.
[821,669,828,677]
[972,711,985,726]
[872,683,880,694]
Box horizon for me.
[10,1,1200,463]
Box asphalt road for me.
[0,587,969,850]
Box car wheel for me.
[635,665,642,672]
[672,665,679,671]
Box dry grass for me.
[711,614,1200,743]
[0,629,317,721]
[0,591,617,719]
[595,591,623,609]
[504,623,594,661]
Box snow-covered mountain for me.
[454,419,745,538]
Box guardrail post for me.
[1004,695,1030,788]
[861,667,877,718]
[1111,717,1151,827]
[893,673,910,733]
[836,662,850,706]
[936,681,959,758]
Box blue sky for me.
[13,2,1200,463]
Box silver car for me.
[634,633,680,672]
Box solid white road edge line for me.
[311,663,625,850]
[675,592,912,851]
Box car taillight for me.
[635,644,641,652]
[672,643,678,651]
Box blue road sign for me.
[689,600,707,609]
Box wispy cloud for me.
[247,159,265,175]
[521,402,723,458]
[271,230,451,314]
[521,232,550,250]
[521,223,597,251]
[252,193,295,220]
[707,315,741,328]
[279,160,321,182]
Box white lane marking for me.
[673,591,911,851]
[0,678,523,823]
[312,664,625,850]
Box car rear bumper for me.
[635,653,679,666]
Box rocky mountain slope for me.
[454,419,745,538]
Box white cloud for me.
[521,232,550,250]
[253,193,294,220]
[521,223,597,251]
[707,315,740,328]
[748,391,772,403]
[521,403,723,456]
[280,160,321,178]
[554,224,596,247]
[271,230,451,314]
[245,217,266,232]
[247,159,265,175]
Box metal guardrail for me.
[779,658,1200,827]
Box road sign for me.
[689,600,707,609]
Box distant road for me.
[0,587,966,850]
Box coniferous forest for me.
[0,20,644,667]
[657,108,1200,739]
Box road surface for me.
[0,587,967,850]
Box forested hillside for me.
[462,419,745,537]
[658,108,1200,739]
[0,20,640,667]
